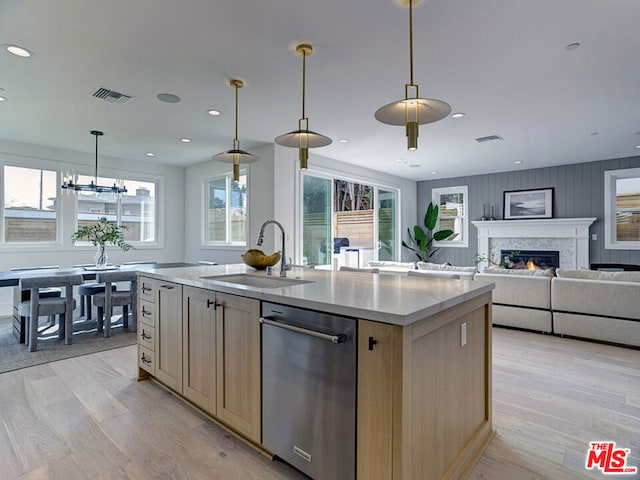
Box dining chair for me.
[338,266,379,273]
[93,270,138,337]
[11,265,62,331]
[18,274,84,352]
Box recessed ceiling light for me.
[146,152,155,157]
[514,160,523,165]
[5,44,32,57]
[338,138,349,143]
[451,112,465,119]
[0,96,7,102]
[634,131,640,136]
[157,93,181,103]
[565,42,581,51]
[431,171,438,175]
[590,132,599,136]
[394,158,403,162]
[635,145,640,149]
[403,161,409,165]
[180,138,191,143]
[409,164,421,168]
[207,109,222,116]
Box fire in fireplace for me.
[500,250,560,270]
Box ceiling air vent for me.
[91,87,134,104]
[475,134,503,143]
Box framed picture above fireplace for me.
[503,188,554,220]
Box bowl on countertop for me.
[241,249,281,270]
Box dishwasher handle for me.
[260,317,348,344]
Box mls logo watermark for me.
[585,442,637,475]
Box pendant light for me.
[374,0,451,151]
[61,130,127,195]
[275,43,331,170]
[213,79,258,181]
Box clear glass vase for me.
[94,243,109,268]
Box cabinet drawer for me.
[139,345,155,375]
[139,323,155,351]
[139,277,156,302]
[139,300,156,326]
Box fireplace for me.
[501,249,560,270]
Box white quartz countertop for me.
[140,264,494,326]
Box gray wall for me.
[417,155,640,267]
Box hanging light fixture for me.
[275,43,331,170]
[61,130,127,194]
[374,0,451,151]
[213,79,258,181]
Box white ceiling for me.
[1,0,639,181]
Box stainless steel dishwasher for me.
[261,302,356,480]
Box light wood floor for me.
[0,328,638,480]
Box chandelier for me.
[61,130,127,194]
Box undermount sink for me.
[200,274,313,289]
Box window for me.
[75,175,157,243]
[2,165,58,243]
[605,168,640,249]
[432,185,469,248]
[205,172,247,245]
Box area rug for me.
[0,313,137,374]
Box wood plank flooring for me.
[0,327,638,479]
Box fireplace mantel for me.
[471,218,597,271]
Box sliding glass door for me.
[300,172,399,267]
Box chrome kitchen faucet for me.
[256,220,288,277]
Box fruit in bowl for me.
[241,249,282,270]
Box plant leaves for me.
[433,229,455,241]
[424,202,439,231]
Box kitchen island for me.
[135,264,494,480]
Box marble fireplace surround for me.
[471,218,597,272]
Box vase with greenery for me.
[71,217,132,268]
[402,202,456,261]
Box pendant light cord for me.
[301,49,307,119]
[409,0,414,86]
[94,132,99,184]
[234,82,239,144]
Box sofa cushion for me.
[408,269,475,280]
[475,273,551,309]
[556,268,640,282]
[367,261,416,272]
[551,277,640,320]
[416,262,477,273]
[492,304,552,332]
[482,267,553,277]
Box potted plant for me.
[72,217,132,268]
[402,202,457,261]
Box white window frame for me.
[604,167,640,250]
[73,173,162,248]
[203,170,248,247]
[431,185,469,248]
[0,161,62,247]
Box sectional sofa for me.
[365,261,640,348]
[474,268,640,348]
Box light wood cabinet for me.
[215,292,261,443]
[357,292,494,480]
[182,286,217,414]
[154,279,183,393]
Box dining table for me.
[1,262,198,343]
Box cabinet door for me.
[357,319,403,480]
[155,281,183,393]
[182,286,216,414]
[216,292,261,442]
